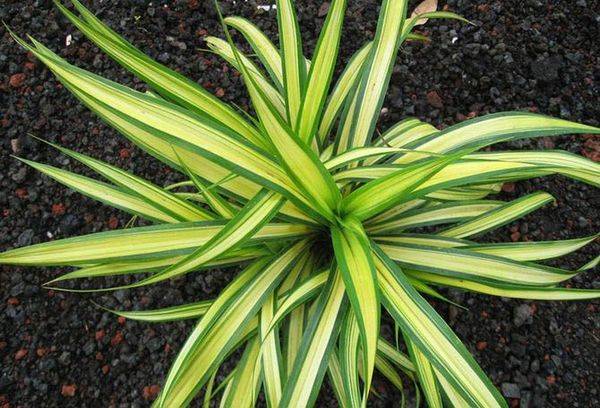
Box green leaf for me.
[317,43,371,147]
[279,268,347,407]
[373,233,468,249]
[394,112,600,164]
[468,150,600,187]
[380,242,577,286]
[46,246,267,284]
[339,310,362,407]
[158,241,308,407]
[439,192,554,238]
[173,146,236,218]
[0,220,311,266]
[377,338,415,373]
[219,338,262,408]
[44,140,214,222]
[338,0,409,150]
[125,190,285,288]
[260,292,284,407]
[367,200,503,234]
[204,36,286,118]
[327,351,352,408]
[405,337,443,408]
[373,245,507,407]
[296,0,347,143]
[215,15,342,224]
[103,300,212,322]
[16,158,182,224]
[331,216,380,401]
[464,235,598,261]
[224,16,284,89]
[407,270,600,301]
[276,0,307,126]
[341,153,463,221]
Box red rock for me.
[24,62,35,71]
[9,73,25,88]
[7,298,19,306]
[108,216,119,229]
[36,347,49,357]
[102,365,110,374]
[426,90,444,109]
[95,352,104,361]
[61,384,77,397]
[15,349,28,360]
[546,375,556,385]
[119,148,130,159]
[476,341,488,351]
[477,4,490,12]
[318,2,330,17]
[510,231,521,242]
[95,329,105,341]
[502,182,515,193]
[541,137,555,149]
[51,203,66,216]
[0,341,6,350]
[582,137,600,162]
[142,384,160,400]
[15,188,28,199]
[110,331,123,346]
[118,316,126,325]
[215,87,225,98]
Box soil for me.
[1,0,599,407]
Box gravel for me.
[1,0,598,406]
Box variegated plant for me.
[3,0,599,406]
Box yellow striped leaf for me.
[331,216,379,402]
[374,247,507,407]
[439,192,554,238]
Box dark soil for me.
[1,0,599,407]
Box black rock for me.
[530,55,564,82]
[17,229,34,246]
[513,304,534,327]
[502,382,521,399]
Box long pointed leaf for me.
[373,245,506,407]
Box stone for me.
[513,304,533,327]
[501,382,521,399]
[9,73,25,87]
[426,90,444,108]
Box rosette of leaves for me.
[3,0,599,407]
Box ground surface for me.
[0,0,599,407]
